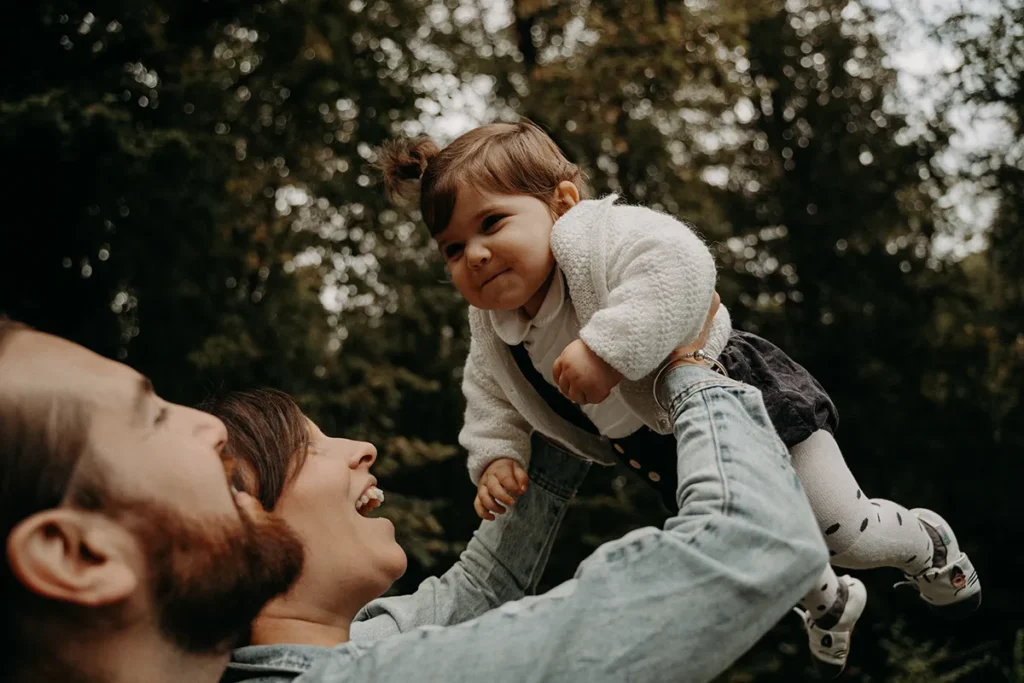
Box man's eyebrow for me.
[132,376,155,425]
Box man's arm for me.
[350,435,589,641]
[300,366,828,683]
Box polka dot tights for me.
[790,431,935,625]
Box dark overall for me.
[509,330,839,511]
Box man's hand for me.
[666,291,721,365]
[552,339,624,405]
[474,458,529,521]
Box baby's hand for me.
[474,458,529,521]
[552,339,623,405]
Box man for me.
[0,318,305,682]
[1,317,828,683]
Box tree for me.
[2,1,1019,678]
[0,0,474,580]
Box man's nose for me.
[189,406,228,455]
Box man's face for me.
[2,330,304,652]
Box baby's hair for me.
[376,120,584,236]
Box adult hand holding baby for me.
[552,291,723,406]
[666,291,721,367]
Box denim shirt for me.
[225,366,828,683]
[224,433,591,683]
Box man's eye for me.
[444,244,464,259]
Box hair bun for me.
[375,136,440,203]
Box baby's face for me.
[435,188,558,315]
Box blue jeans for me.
[230,365,828,683]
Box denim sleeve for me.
[349,433,591,642]
[298,366,829,683]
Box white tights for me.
[790,431,935,623]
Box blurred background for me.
[1,0,1021,679]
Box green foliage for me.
[1,0,1020,679]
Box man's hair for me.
[377,120,585,236]
[197,389,312,511]
[0,318,95,561]
[1,326,307,680]
[0,317,103,678]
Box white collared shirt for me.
[489,270,645,439]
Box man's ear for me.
[554,181,581,215]
[6,508,137,607]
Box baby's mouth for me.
[482,269,510,286]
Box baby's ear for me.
[554,181,581,214]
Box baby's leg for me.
[790,430,933,575]
[798,564,843,625]
[795,568,866,676]
[791,427,981,671]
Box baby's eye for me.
[481,214,508,232]
[444,243,464,260]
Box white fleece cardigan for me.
[461,194,733,484]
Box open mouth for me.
[356,486,385,516]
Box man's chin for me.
[130,500,304,654]
[234,504,307,605]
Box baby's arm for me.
[461,345,535,518]
[552,339,622,405]
[553,293,722,406]
[568,204,718,381]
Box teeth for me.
[356,486,384,513]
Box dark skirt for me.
[609,329,839,511]
[717,330,839,447]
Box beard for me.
[118,495,305,654]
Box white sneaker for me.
[894,508,982,618]
[794,575,867,678]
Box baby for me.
[378,120,981,677]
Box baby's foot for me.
[893,508,982,619]
[795,575,867,678]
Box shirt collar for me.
[490,269,566,345]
